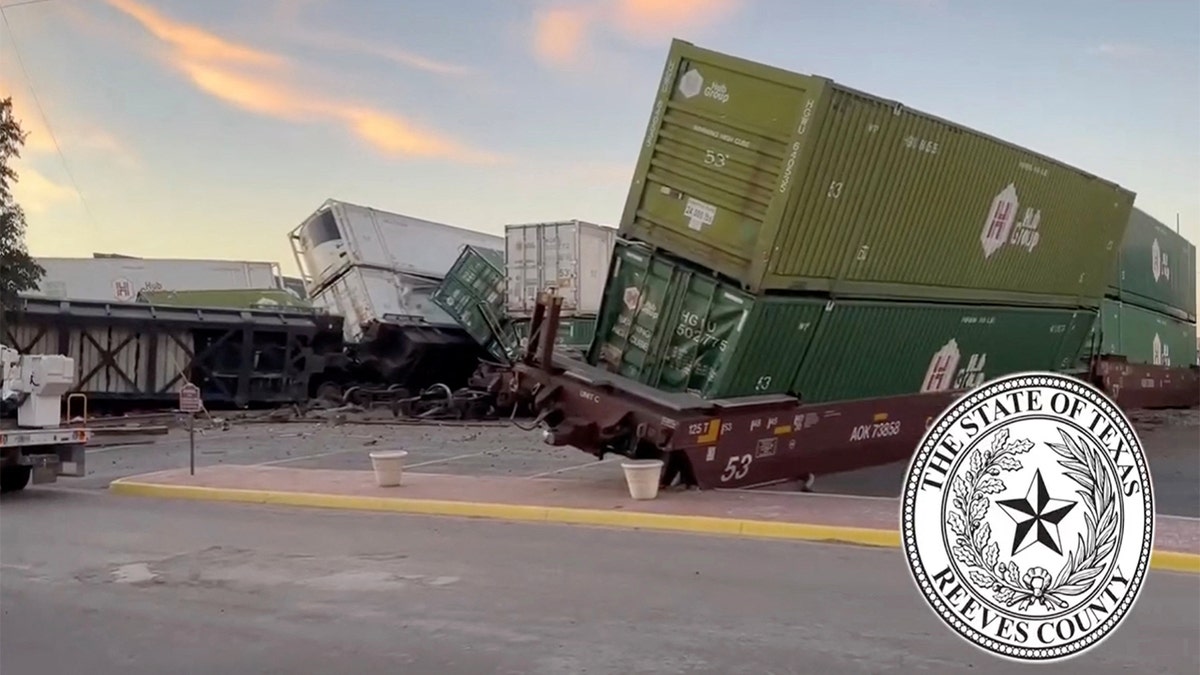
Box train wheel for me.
[315,382,343,404]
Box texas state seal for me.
[900,372,1155,662]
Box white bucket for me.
[369,450,409,487]
[621,459,664,500]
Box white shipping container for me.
[505,220,616,317]
[289,199,504,296]
[310,265,459,344]
[28,257,282,303]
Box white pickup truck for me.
[0,344,90,493]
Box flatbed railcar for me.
[496,295,1197,491]
[2,297,343,411]
[1085,355,1199,410]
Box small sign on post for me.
[179,384,202,475]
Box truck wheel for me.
[0,466,32,494]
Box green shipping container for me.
[512,316,597,354]
[1107,208,1197,321]
[1093,299,1198,367]
[790,302,1096,403]
[1071,308,1103,370]
[430,245,514,361]
[136,288,312,311]
[589,240,826,398]
[621,39,1136,307]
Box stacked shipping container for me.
[28,256,283,303]
[431,221,617,360]
[504,220,615,356]
[618,40,1135,308]
[591,241,1095,402]
[1106,208,1196,322]
[588,39,1139,405]
[287,199,505,344]
[430,246,515,361]
[504,220,615,318]
[1081,208,1199,373]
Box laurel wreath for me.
[946,427,1118,611]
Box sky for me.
[1,0,1198,292]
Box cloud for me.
[1089,43,1150,59]
[609,0,740,42]
[10,166,75,214]
[532,6,596,68]
[0,75,138,167]
[530,0,741,69]
[104,0,499,164]
[284,28,473,78]
[264,0,470,77]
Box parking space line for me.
[406,451,490,469]
[256,449,493,469]
[526,457,620,479]
[255,448,363,466]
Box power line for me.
[0,3,100,230]
[0,1,56,10]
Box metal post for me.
[188,413,196,476]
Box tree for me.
[1,96,45,307]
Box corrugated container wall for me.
[505,220,617,317]
[310,265,457,344]
[28,257,281,303]
[589,240,826,399]
[1107,208,1197,321]
[620,39,1135,307]
[1094,299,1198,367]
[512,317,597,355]
[430,246,514,361]
[589,239,1098,402]
[789,302,1095,403]
[289,199,504,296]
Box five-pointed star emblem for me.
[997,469,1077,556]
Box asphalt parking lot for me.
[2,486,1197,675]
[75,420,626,489]
[74,408,1200,517]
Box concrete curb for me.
[108,478,1200,575]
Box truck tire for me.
[0,466,32,494]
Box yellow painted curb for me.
[108,479,1200,574]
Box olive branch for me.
[1044,429,1120,599]
[946,427,1117,611]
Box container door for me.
[505,226,542,316]
[592,245,684,382]
[576,223,616,316]
[542,221,580,313]
[621,47,816,284]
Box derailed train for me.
[3,40,1196,492]
[491,293,1196,492]
[476,39,1198,489]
